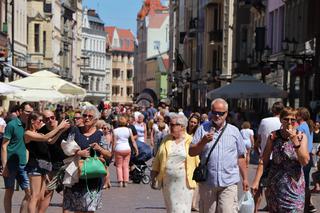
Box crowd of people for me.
[0,98,319,213]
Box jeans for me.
[3,164,29,190]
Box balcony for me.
[209,30,223,44]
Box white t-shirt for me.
[258,116,281,155]
[113,127,131,151]
[0,117,6,131]
[240,128,254,149]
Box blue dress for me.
[63,127,104,212]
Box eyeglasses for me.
[82,114,94,119]
[74,117,82,120]
[37,119,43,123]
[283,117,296,123]
[44,116,55,121]
[211,111,226,117]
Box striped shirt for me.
[191,121,246,187]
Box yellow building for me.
[105,27,134,105]
[27,0,53,72]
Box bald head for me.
[42,110,57,129]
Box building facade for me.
[81,9,108,104]
[105,26,134,105]
[27,0,54,72]
[135,0,169,105]
[168,0,236,109]
[26,0,82,85]
[8,0,28,72]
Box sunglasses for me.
[37,119,43,123]
[23,110,33,114]
[74,117,82,120]
[82,114,94,119]
[44,116,55,121]
[283,118,296,123]
[211,111,226,116]
[170,123,180,127]
[102,127,110,130]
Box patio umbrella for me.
[0,82,22,95]
[207,75,288,100]
[8,70,86,97]
[7,89,67,103]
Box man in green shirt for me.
[1,102,33,213]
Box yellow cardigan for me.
[152,132,200,189]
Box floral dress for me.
[266,130,305,213]
[162,139,193,213]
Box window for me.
[120,39,123,48]
[112,69,120,78]
[96,78,100,91]
[34,24,40,52]
[112,86,120,95]
[90,77,94,91]
[127,69,133,79]
[127,87,132,96]
[153,40,160,50]
[120,87,123,96]
[43,31,46,55]
[121,70,124,80]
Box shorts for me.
[25,164,49,176]
[3,164,29,190]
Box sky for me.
[82,0,144,35]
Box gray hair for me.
[169,113,188,128]
[82,105,100,120]
[211,98,228,111]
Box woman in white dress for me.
[151,113,199,213]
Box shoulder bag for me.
[192,124,227,182]
[79,148,107,179]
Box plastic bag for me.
[239,191,254,213]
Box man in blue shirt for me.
[297,107,316,213]
[190,98,248,213]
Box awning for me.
[1,62,30,77]
[207,75,288,99]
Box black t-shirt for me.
[38,125,68,164]
[27,128,51,162]
[314,131,320,143]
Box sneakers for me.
[309,204,317,213]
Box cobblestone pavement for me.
[1,162,320,212]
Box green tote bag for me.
[79,149,107,179]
